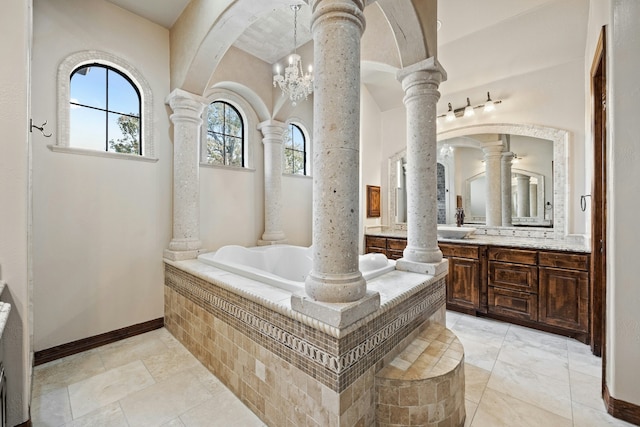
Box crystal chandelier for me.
[273,4,313,106]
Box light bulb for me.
[445,103,455,122]
[463,98,474,118]
[484,92,495,113]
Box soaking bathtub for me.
[197,245,396,293]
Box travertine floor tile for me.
[471,388,572,427]
[568,348,602,378]
[464,364,490,404]
[504,324,569,352]
[32,318,630,427]
[98,331,170,370]
[68,360,155,419]
[487,359,573,419]
[32,349,105,398]
[62,402,128,427]
[571,402,637,427]
[160,418,186,427]
[570,370,607,412]
[119,370,212,426]
[31,387,73,427]
[497,340,570,382]
[464,399,478,427]
[141,345,203,382]
[179,394,266,427]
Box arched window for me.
[284,123,306,175]
[69,64,142,155]
[205,101,244,167]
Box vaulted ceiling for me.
[106,0,588,112]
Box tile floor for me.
[31,311,635,427]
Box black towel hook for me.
[30,119,52,138]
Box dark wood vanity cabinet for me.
[488,248,539,322]
[538,252,589,335]
[364,236,405,259]
[440,243,485,314]
[365,234,591,342]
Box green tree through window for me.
[206,101,244,167]
[284,123,306,175]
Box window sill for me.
[199,162,256,173]
[283,173,312,180]
[47,145,159,162]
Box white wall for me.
[607,0,640,407]
[31,0,171,350]
[359,85,384,250]
[0,0,32,424]
[201,44,314,250]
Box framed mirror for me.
[388,123,568,238]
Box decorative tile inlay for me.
[164,264,446,392]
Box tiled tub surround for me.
[164,259,447,426]
[376,323,465,427]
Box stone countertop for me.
[365,228,590,253]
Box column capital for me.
[258,119,286,130]
[481,140,504,156]
[311,0,366,36]
[397,57,448,86]
[502,151,515,161]
[165,88,207,120]
[258,120,287,145]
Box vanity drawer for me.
[440,243,480,260]
[489,261,538,293]
[387,238,407,251]
[488,286,538,321]
[539,251,589,271]
[488,247,538,265]
[365,236,387,250]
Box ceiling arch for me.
[171,0,436,96]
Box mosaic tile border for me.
[165,264,446,392]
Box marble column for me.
[396,58,447,275]
[516,174,531,217]
[501,152,514,227]
[482,142,504,226]
[165,89,207,260]
[258,120,287,245]
[303,0,367,304]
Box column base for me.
[168,238,203,252]
[403,246,443,264]
[163,248,206,261]
[257,238,288,246]
[291,290,380,329]
[396,258,449,277]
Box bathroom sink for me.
[437,226,477,239]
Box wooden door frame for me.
[590,25,606,375]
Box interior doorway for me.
[590,26,606,376]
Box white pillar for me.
[395,58,448,276]
[258,120,287,245]
[164,89,207,260]
[501,152,514,227]
[304,0,367,303]
[530,183,538,217]
[482,142,504,226]
[516,174,531,217]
